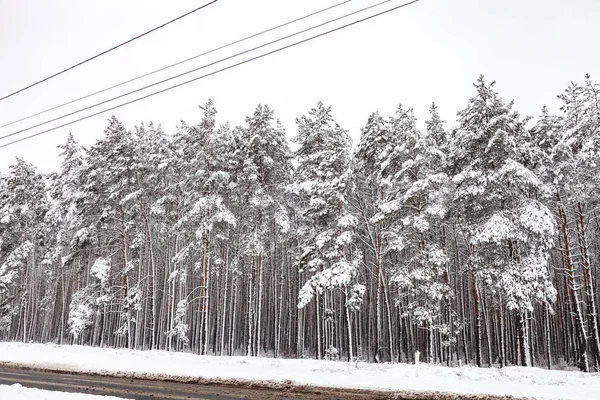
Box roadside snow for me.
[0,384,129,400]
[1,342,599,400]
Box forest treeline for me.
[1,75,600,372]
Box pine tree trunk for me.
[257,252,263,357]
[499,296,506,367]
[517,311,531,367]
[316,294,322,359]
[383,274,395,363]
[276,242,285,358]
[545,303,552,370]
[375,248,383,361]
[247,270,254,357]
[482,291,492,367]
[230,274,238,356]
[146,215,158,350]
[220,246,229,356]
[203,234,211,355]
[345,290,354,361]
[558,201,589,372]
[473,274,483,367]
[577,202,600,370]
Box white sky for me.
[0,0,599,173]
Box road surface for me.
[0,365,394,400]
[0,364,522,400]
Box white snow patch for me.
[90,257,110,286]
[0,342,599,400]
[0,384,129,400]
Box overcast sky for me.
[0,0,599,173]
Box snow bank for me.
[1,342,599,399]
[0,384,130,400]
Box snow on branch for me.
[298,255,362,309]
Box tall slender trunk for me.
[482,290,492,367]
[577,202,600,369]
[545,303,552,369]
[383,273,395,363]
[120,207,133,350]
[375,248,383,361]
[200,228,211,355]
[247,270,254,357]
[256,252,263,357]
[276,240,285,358]
[146,214,158,350]
[558,200,589,372]
[499,296,506,367]
[230,274,238,356]
[517,311,531,367]
[220,245,229,356]
[473,274,482,367]
[316,294,322,359]
[345,290,354,361]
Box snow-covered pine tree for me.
[80,116,140,348]
[43,133,88,343]
[4,75,600,371]
[353,111,395,362]
[232,104,292,357]
[127,122,171,350]
[527,106,564,369]
[426,102,448,148]
[450,76,556,367]
[424,103,460,364]
[0,159,49,339]
[293,102,363,361]
[375,104,452,364]
[172,99,236,353]
[549,75,600,371]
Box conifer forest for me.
[2,74,600,373]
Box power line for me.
[1,0,419,147]
[0,0,392,142]
[0,0,351,130]
[0,0,421,150]
[0,0,219,103]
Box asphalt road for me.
[0,365,394,400]
[0,365,524,400]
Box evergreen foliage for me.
[2,76,600,371]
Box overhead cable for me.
[0,0,218,102]
[0,0,421,149]
[0,0,394,141]
[0,0,351,130]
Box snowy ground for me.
[0,383,129,400]
[0,343,599,400]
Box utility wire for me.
[0,0,421,150]
[0,0,351,130]
[0,0,218,102]
[0,0,392,141]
